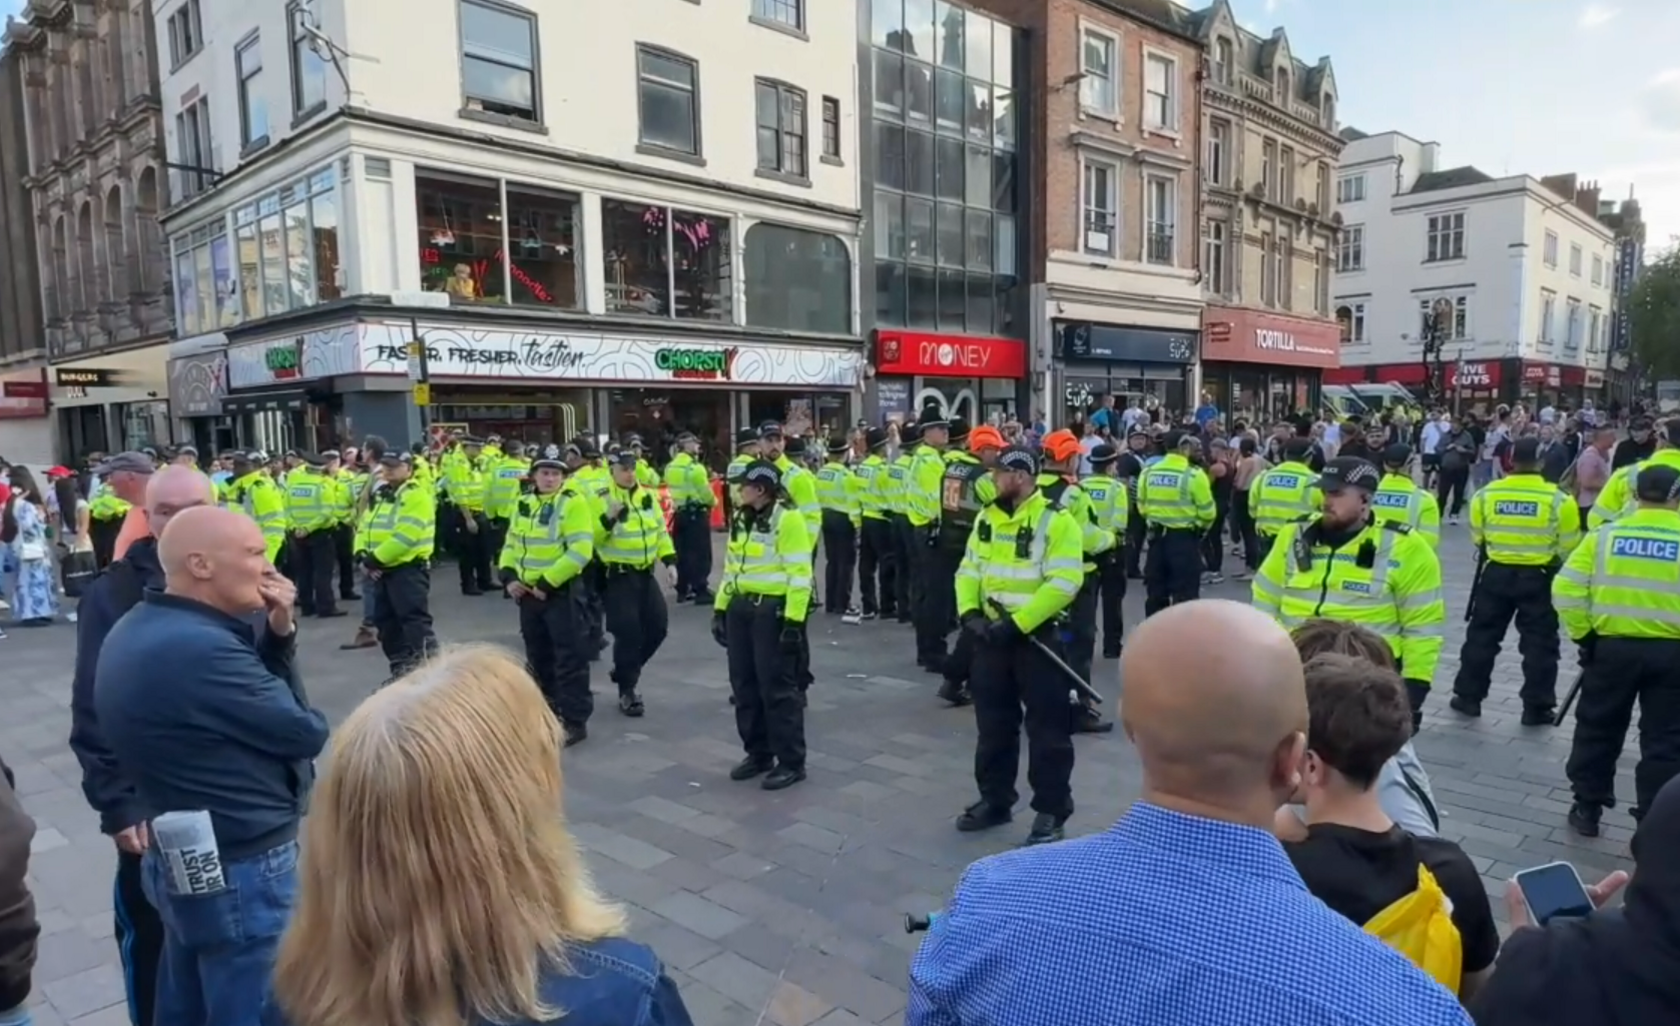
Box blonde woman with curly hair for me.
[264,646,695,1026]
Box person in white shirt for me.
[1420,412,1447,488]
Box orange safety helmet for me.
[969,425,1005,452]
[1041,429,1082,463]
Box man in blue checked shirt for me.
[907,599,1470,1026]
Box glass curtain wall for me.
[870,0,1018,337]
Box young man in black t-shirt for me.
[1285,652,1500,1000]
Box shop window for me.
[309,169,342,300]
[602,198,732,322]
[282,181,315,308]
[259,198,286,316]
[507,186,581,308]
[416,170,506,302]
[743,224,850,335]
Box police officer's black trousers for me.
[585,561,607,650]
[435,501,457,558]
[673,507,713,598]
[294,529,338,616]
[1067,570,1099,685]
[820,511,857,612]
[1124,513,1147,577]
[603,566,668,692]
[1566,637,1680,816]
[858,516,896,616]
[971,628,1075,818]
[890,515,914,620]
[454,511,494,593]
[373,561,437,679]
[518,582,592,728]
[726,596,806,770]
[1452,562,1560,708]
[334,524,358,599]
[488,516,511,567]
[916,542,961,670]
[1143,528,1202,617]
[1096,550,1127,657]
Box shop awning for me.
[221,388,310,415]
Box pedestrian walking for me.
[599,451,676,717]
[361,453,438,681]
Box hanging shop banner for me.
[357,322,862,388]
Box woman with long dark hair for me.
[2,468,58,627]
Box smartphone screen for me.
[1516,862,1593,925]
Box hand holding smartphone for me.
[1508,862,1630,929]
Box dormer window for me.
[1275,67,1290,101]
[1214,37,1232,85]
[1321,93,1335,129]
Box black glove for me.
[710,612,728,648]
[361,555,384,572]
[1578,633,1598,667]
[780,622,803,654]
[960,612,988,638]
[984,615,1022,647]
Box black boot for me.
[618,690,645,717]
[1449,694,1481,718]
[1075,704,1115,734]
[762,765,806,791]
[955,800,1012,833]
[1022,812,1066,846]
[729,756,774,781]
[1521,705,1557,726]
[563,722,588,747]
[1567,800,1602,838]
[936,678,972,706]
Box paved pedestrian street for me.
[2,525,1644,1026]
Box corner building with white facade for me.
[155,0,862,456]
[1328,129,1616,411]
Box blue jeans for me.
[140,841,298,1026]
[360,566,377,624]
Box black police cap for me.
[741,459,780,490]
[1318,456,1381,494]
[1088,443,1120,466]
[995,445,1038,476]
[948,417,971,441]
[866,426,889,450]
[1382,443,1413,467]
[734,428,760,448]
[825,434,850,454]
[531,443,566,470]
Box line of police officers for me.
[204,410,1680,843]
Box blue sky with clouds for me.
[6,0,1676,246]
[1225,0,1680,248]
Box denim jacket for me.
[265,936,694,1026]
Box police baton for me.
[984,599,1106,707]
[1464,547,1486,623]
[1554,668,1585,727]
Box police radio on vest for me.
[1611,536,1680,561]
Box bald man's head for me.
[159,506,270,614]
[145,466,215,537]
[1120,600,1308,828]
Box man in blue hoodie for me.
[97,503,327,1026]
[68,465,212,1026]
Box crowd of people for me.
[1,385,1677,1025]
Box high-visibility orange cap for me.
[1042,430,1082,462]
[969,426,1005,452]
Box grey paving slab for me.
[1,522,1645,1024]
